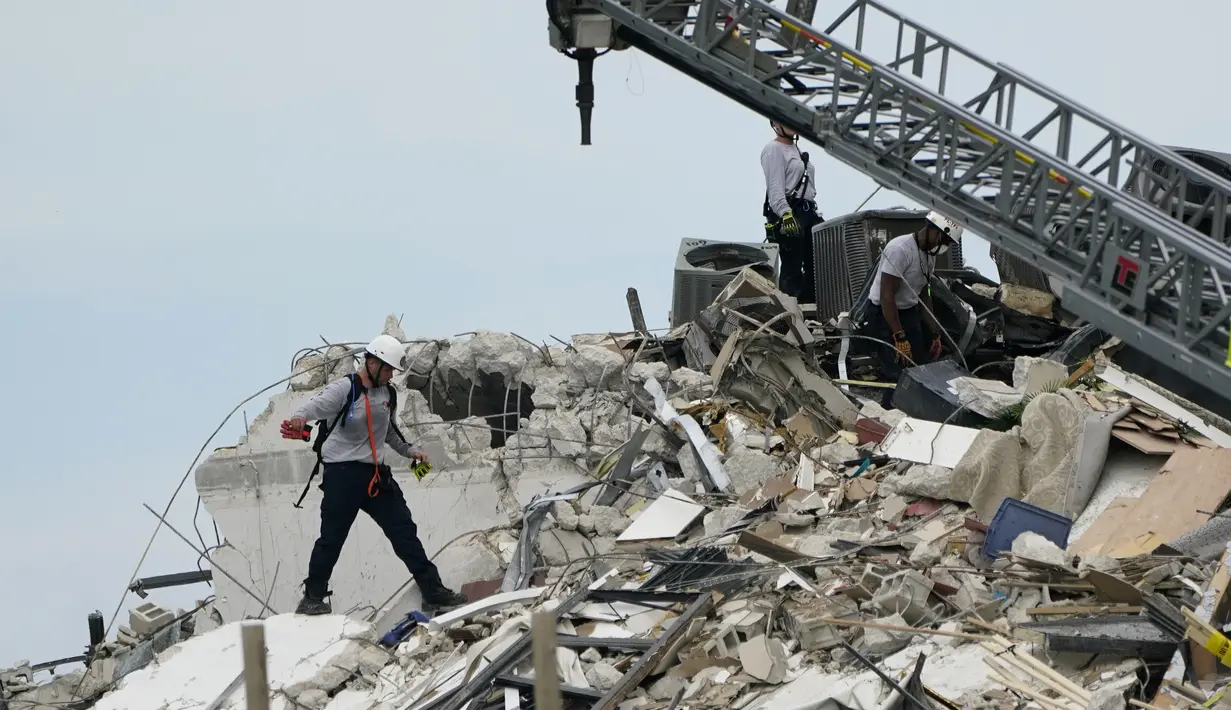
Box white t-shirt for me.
[868,234,934,309]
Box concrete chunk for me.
[566,345,626,391]
[819,440,859,466]
[129,602,175,637]
[668,367,714,398]
[858,613,911,655]
[552,501,579,532]
[737,635,787,684]
[1011,531,1072,568]
[723,448,783,495]
[1012,356,1067,395]
[585,661,623,691]
[589,505,630,537]
[783,600,855,651]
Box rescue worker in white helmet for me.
[286,334,467,615]
[761,119,822,304]
[861,210,964,404]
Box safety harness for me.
[292,373,411,509]
[763,150,813,223]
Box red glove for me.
[281,420,311,441]
[929,335,943,360]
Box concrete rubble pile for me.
[17,266,1231,709]
[0,599,227,710]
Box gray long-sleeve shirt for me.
[292,376,420,464]
[760,140,817,217]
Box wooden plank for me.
[1085,570,1143,604]
[241,621,271,710]
[1112,429,1177,456]
[1070,497,1135,555]
[1025,605,1142,616]
[1073,448,1231,557]
[531,612,563,710]
[1154,541,1231,707]
[1130,413,1173,433]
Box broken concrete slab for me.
[567,344,627,391]
[724,448,783,495]
[435,331,539,382]
[92,615,376,710]
[669,367,715,399]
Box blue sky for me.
[2,0,1227,668]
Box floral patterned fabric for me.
[894,390,1129,522]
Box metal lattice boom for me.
[549,0,1231,401]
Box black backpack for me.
[292,373,408,509]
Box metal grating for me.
[812,220,870,321]
[812,208,934,320]
[990,244,1052,292]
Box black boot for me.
[421,584,467,609]
[296,588,332,616]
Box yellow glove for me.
[409,459,432,481]
[779,211,801,237]
[893,331,913,364]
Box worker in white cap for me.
[286,334,467,615]
[862,210,964,399]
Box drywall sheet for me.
[879,417,981,469]
[617,489,706,542]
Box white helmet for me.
[925,210,964,244]
[365,334,406,371]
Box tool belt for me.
[764,195,821,243]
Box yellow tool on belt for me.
[409,460,433,481]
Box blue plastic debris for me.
[983,498,1073,558]
[380,610,431,647]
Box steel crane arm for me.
[550,0,1231,401]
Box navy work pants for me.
[304,460,444,596]
[863,301,932,406]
